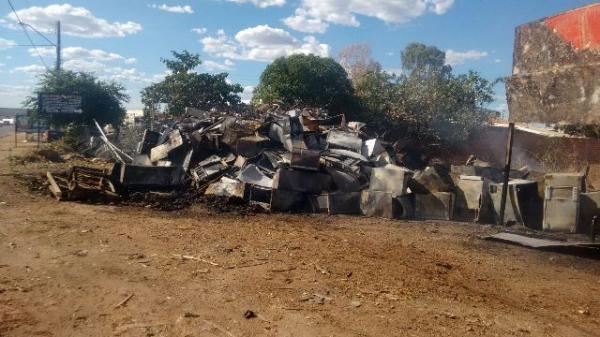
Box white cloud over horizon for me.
[282,0,454,33]
[200,25,329,62]
[149,4,194,14]
[5,4,142,38]
[445,49,488,66]
[225,0,285,8]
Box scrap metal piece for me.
[484,232,600,249]
[237,164,273,189]
[119,165,186,189]
[369,164,413,196]
[236,135,271,158]
[360,190,395,218]
[205,177,245,198]
[270,189,308,213]
[543,186,580,233]
[191,162,229,183]
[272,168,332,194]
[150,129,184,162]
[361,139,385,158]
[326,130,362,153]
[453,175,487,222]
[580,191,600,234]
[414,192,455,221]
[291,148,320,171]
[489,180,542,229]
[137,129,161,155]
[328,192,361,215]
[326,167,361,192]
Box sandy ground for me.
[1,133,600,337]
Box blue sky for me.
[0,0,595,113]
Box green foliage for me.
[401,42,450,76]
[252,54,355,112]
[141,50,243,116]
[24,70,128,127]
[352,42,496,146]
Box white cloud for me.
[202,59,235,71]
[283,0,454,33]
[31,46,136,64]
[0,38,16,49]
[240,85,254,103]
[282,8,328,34]
[200,25,329,62]
[149,4,194,14]
[6,4,142,38]
[191,27,207,34]
[11,64,46,74]
[445,49,488,66]
[225,0,285,8]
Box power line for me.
[7,0,51,71]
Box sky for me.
[0,0,596,114]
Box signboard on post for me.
[15,114,48,133]
[39,93,82,114]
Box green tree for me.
[252,54,354,112]
[141,50,243,116]
[24,69,129,126]
[348,42,495,146]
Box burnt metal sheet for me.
[484,232,600,249]
[453,175,487,222]
[326,167,361,192]
[205,177,245,198]
[361,139,385,158]
[326,130,362,153]
[414,192,454,221]
[273,168,332,194]
[137,129,161,155]
[291,148,320,171]
[361,191,395,219]
[328,192,361,215]
[150,130,184,162]
[191,162,228,182]
[119,165,186,188]
[489,180,542,229]
[395,195,414,219]
[236,135,271,158]
[580,191,600,234]
[369,164,413,196]
[237,164,273,188]
[543,186,580,233]
[270,189,308,213]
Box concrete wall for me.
[507,3,600,124]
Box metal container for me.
[543,186,580,233]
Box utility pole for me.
[55,21,61,73]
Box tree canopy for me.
[350,42,496,147]
[141,50,243,116]
[25,70,129,127]
[252,54,354,112]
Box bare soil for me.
[1,132,600,337]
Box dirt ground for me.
[1,132,600,337]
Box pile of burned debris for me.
[40,109,600,239]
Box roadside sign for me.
[15,114,48,133]
[39,93,82,114]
